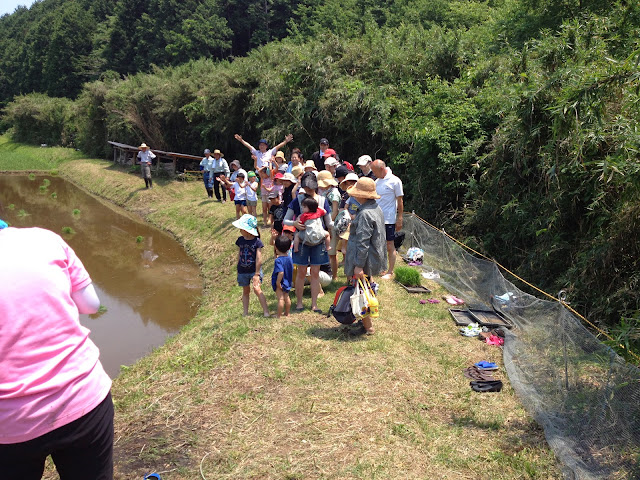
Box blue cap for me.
[259,139,269,146]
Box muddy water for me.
[0,175,202,377]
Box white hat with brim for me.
[346,177,380,200]
[282,172,297,183]
[232,214,259,237]
[304,160,317,170]
[340,172,360,186]
[139,143,149,149]
[357,154,372,166]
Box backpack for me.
[328,285,356,325]
[302,217,326,245]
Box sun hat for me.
[340,172,359,186]
[300,171,318,190]
[232,214,259,236]
[291,164,304,177]
[322,148,337,158]
[282,172,297,183]
[320,138,329,145]
[324,157,339,167]
[357,154,372,166]
[304,160,317,170]
[275,151,286,160]
[259,139,269,146]
[230,159,241,168]
[139,143,148,149]
[335,165,350,179]
[346,177,380,199]
[213,149,222,155]
[248,171,256,177]
[204,148,211,154]
[317,170,338,188]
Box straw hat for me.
[317,170,338,188]
[213,149,222,155]
[304,160,317,170]
[232,214,259,236]
[275,151,286,160]
[346,177,380,199]
[139,143,149,149]
[291,164,304,177]
[339,172,359,187]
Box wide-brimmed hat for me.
[317,170,338,188]
[304,160,317,170]
[139,143,149,149]
[357,154,372,166]
[347,177,379,199]
[230,160,241,168]
[213,149,222,155]
[340,172,359,186]
[232,214,259,236]
[300,171,318,190]
[291,165,304,177]
[275,151,286,160]
[282,172,297,183]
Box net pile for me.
[402,213,640,480]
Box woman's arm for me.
[273,134,293,151]
[71,283,101,314]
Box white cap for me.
[324,157,339,167]
[357,155,372,166]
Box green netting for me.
[402,213,640,480]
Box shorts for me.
[385,224,396,242]
[237,270,263,287]
[292,242,329,266]
[234,199,247,206]
[247,199,258,207]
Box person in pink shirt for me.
[0,219,113,480]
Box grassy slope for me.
[0,139,561,479]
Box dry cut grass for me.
[46,158,562,479]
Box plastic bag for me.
[350,279,368,318]
[362,277,379,318]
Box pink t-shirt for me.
[0,227,112,444]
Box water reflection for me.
[0,175,202,377]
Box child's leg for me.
[242,285,250,315]
[325,232,331,250]
[276,287,284,318]
[253,277,270,316]
[284,289,291,316]
[241,204,247,215]
[236,204,242,219]
[262,201,269,224]
[293,233,301,252]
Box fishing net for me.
[402,213,640,480]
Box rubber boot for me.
[144,178,149,189]
[148,178,153,188]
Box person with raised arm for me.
[233,134,294,171]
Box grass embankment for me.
[0,135,85,171]
[1,138,561,479]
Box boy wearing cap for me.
[312,138,340,171]
[246,171,259,217]
[234,133,293,170]
[137,143,156,189]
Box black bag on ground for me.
[328,285,356,324]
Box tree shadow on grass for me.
[306,323,367,342]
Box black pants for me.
[213,172,227,201]
[0,392,114,480]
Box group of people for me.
[217,136,405,336]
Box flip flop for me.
[144,475,162,480]
[463,367,495,381]
[294,306,305,312]
[443,295,458,305]
[452,296,464,305]
[313,308,323,314]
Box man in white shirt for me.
[233,134,293,170]
[372,160,404,279]
[137,143,156,189]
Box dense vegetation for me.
[2,0,640,352]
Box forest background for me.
[1,0,639,358]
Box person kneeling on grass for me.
[293,197,330,253]
[233,214,270,317]
[272,235,294,317]
[344,177,387,335]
